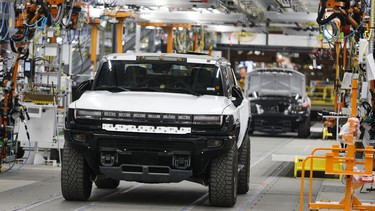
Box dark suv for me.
[245,68,311,138]
[61,53,251,207]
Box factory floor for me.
[0,123,374,211]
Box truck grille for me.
[116,140,194,152]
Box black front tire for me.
[298,116,311,138]
[209,142,238,207]
[61,141,92,201]
[237,135,250,194]
[95,177,120,189]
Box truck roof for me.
[103,52,227,65]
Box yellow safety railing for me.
[306,85,335,110]
[299,145,375,211]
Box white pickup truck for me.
[61,53,251,207]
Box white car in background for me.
[245,68,311,138]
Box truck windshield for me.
[93,60,223,96]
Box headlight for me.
[293,105,306,111]
[293,105,307,111]
[75,109,102,120]
[290,105,307,114]
[193,115,222,125]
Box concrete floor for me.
[0,125,374,211]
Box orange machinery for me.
[0,0,82,171]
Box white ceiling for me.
[126,0,321,35]
[224,0,320,33]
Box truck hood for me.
[245,69,306,97]
[70,91,231,115]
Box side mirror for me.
[231,86,244,107]
[73,80,93,101]
[76,80,93,92]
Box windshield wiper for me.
[95,86,130,92]
[132,87,160,92]
[163,88,201,96]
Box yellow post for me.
[137,23,191,54]
[90,19,100,71]
[341,79,358,210]
[193,32,199,52]
[166,26,173,53]
[334,21,341,113]
[200,25,205,51]
[116,21,123,53]
[334,44,341,112]
[103,11,135,53]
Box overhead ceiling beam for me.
[215,43,314,53]
[205,25,262,32]
[116,0,220,8]
[265,11,317,23]
[135,11,248,25]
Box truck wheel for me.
[95,177,120,189]
[298,116,311,138]
[61,141,92,201]
[209,142,238,207]
[237,135,250,194]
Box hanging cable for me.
[0,2,8,34]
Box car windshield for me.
[93,60,223,96]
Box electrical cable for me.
[53,5,62,24]
[63,0,76,27]
[2,120,32,172]
[11,26,29,43]
[0,2,8,33]
[322,20,363,44]
[71,29,85,78]
[24,16,44,27]
[36,0,52,26]
[1,21,9,41]
[14,122,31,171]
[2,116,16,172]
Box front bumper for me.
[64,130,235,183]
[251,113,309,133]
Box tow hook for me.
[100,152,117,166]
[172,154,191,169]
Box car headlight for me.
[290,105,307,114]
[193,115,222,125]
[75,109,102,120]
[294,105,305,111]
